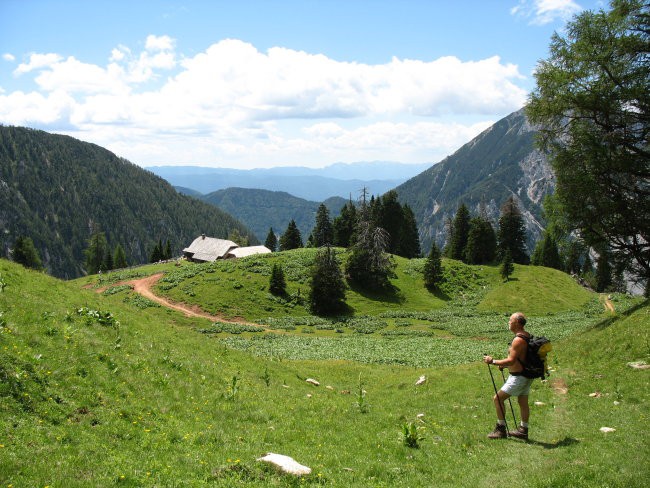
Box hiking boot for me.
[487,423,507,439]
[508,426,529,440]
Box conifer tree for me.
[497,197,529,264]
[449,203,471,261]
[103,247,114,271]
[164,240,172,260]
[333,202,357,247]
[114,244,128,269]
[500,250,514,281]
[264,228,278,252]
[312,203,334,247]
[279,219,303,251]
[423,242,443,290]
[377,190,403,255]
[464,216,497,264]
[399,204,421,259]
[531,233,563,270]
[12,236,43,271]
[150,239,163,263]
[309,245,346,315]
[269,263,287,296]
[85,230,108,274]
[595,246,613,292]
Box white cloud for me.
[3,53,15,62]
[1,37,527,167]
[14,53,63,74]
[511,0,583,25]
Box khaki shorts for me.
[501,374,534,397]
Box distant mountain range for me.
[396,108,554,253]
[148,161,431,201]
[0,126,257,278]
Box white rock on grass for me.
[306,378,320,386]
[599,427,616,433]
[534,401,546,406]
[415,375,426,386]
[627,361,650,370]
[257,453,312,476]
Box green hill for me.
[2,257,648,487]
[200,187,347,242]
[0,126,257,278]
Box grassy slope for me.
[2,259,649,487]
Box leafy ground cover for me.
[3,258,649,487]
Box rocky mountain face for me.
[396,109,555,254]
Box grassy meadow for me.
[2,253,649,487]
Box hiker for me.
[483,312,532,440]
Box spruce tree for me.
[531,233,563,270]
[269,263,287,296]
[377,190,403,255]
[84,230,108,274]
[500,250,514,281]
[12,236,43,271]
[595,246,613,292]
[103,247,114,271]
[309,246,346,315]
[264,228,278,252]
[464,216,497,264]
[313,203,334,247]
[449,203,471,261]
[423,242,443,290]
[399,204,421,258]
[150,239,163,263]
[164,240,172,260]
[114,244,128,269]
[333,202,357,247]
[497,197,529,264]
[279,220,303,251]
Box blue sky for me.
[0,0,604,168]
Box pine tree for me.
[333,202,357,247]
[150,239,163,263]
[464,216,497,264]
[264,228,278,252]
[531,232,563,270]
[269,263,287,296]
[84,230,108,274]
[164,240,172,260]
[279,219,303,251]
[497,197,529,264]
[309,246,346,315]
[377,190,403,255]
[12,236,43,271]
[345,197,395,290]
[103,247,114,271]
[114,244,128,269]
[399,204,421,258]
[228,229,248,247]
[500,250,514,281]
[423,242,443,290]
[449,203,471,261]
[313,203,334,247]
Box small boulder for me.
[415,375,426,386]
[257,453,311,476]
[599,427,616,433]
[627,361,650,370]
[306,378,320,386]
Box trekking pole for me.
[500,368,518,430]
[486,361,509,434]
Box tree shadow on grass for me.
[524,437,580,449]
[426,286,451,301]
[347,281,405,304]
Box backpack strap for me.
[514,333,529,366]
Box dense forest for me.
[0,126,257,278]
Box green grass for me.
[2,258,649,487]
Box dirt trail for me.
[110,273,263,326]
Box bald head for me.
[509,312,527,330]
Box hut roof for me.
[183,235,238,262]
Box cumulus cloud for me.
[511,0,583,25]
[0,36,527,166]
[3,53,15,62]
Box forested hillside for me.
[397,109,554,253]
[0,126,257,278]
[200,187,347,242]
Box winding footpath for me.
[105,273,263,327]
